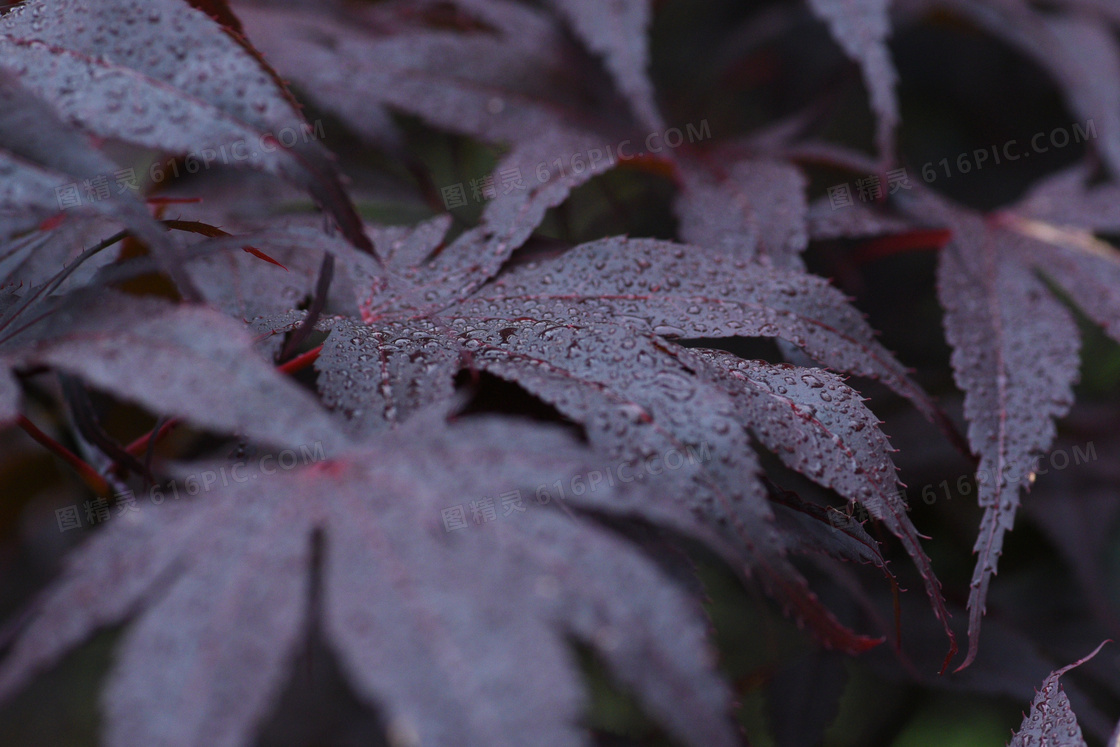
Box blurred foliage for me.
[1,0,1119,744]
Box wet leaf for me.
[0,415,740,747]
[1008,642,1108,747]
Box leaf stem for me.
[18,415,109,494]
[124,418,180,459]
[279,344,323,375]
[849,229,953,265]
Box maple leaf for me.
[0,71,199,292]
[1014,165,1120,237]
[249,221,957,659]
[859,183,1120,670]
[675,154,809,269]
[545,0,664,132]
[0,73,138,230]
[236,0,903,176]
[0,289,344,451]
[806,191,915,243]
[935,211,1080,671]
[273,124,644,321]
[231,0,971,461]
[0,0,372,254]
[0,414,741,747]
[686,350,951,649]
[452,235,947,423]
[805,0,899,162]
[810,169,1120,671]
[441,126,632,297]
[235,0,598,149]
[1008,642,1108,747]
[7,0,1120,738]
[792,129,1120,668]
[239,0,904,171]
